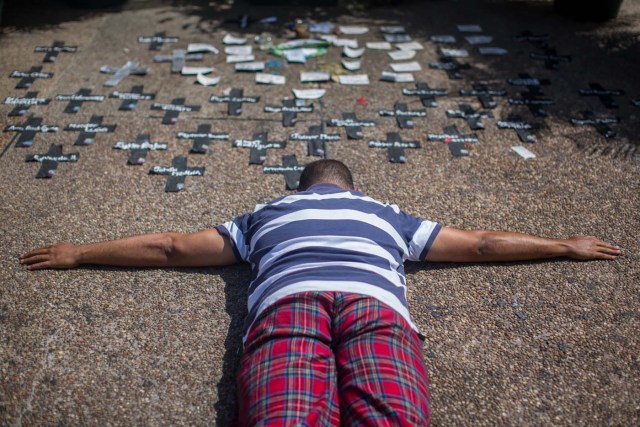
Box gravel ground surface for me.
[1,0,639,425]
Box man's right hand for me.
[20,243,80,270]
[426,227,621,263]
[564,236,622,260]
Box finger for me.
[20,248,49,259]
[597,243,621,251]
[27,261,52,270]
[21,254,51,265]
[599,246,621,254]
[594,253,617,260]
[594,244,621,254]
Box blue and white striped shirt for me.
[216,183,442,341]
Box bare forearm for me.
[21,229,238,270]
[427,227,621,262]
[76,233,173,267]
[475,231,570,262]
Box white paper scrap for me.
[395,41,424,51]
[441,48,469,57]
[390,61,421,72]
[300,71,331,82]
[256,73,285,85]
[388,50,416,61]
[187,43,219,54]
[479,47,509,56]
[457,24,483,32]
[384,34,411,43]
[196,73,220,86]
[339,25,369,35]
[381,71,414,83]
[366,41,392,50]
[309,22,333,34]
[339,74,370,85]
[181,66,214,75]
[235,61,265,71]
[320,35,337,43]
[223,34,247,45]
[430,35,456,44]
[342,59,362,71]
[331,38,358,48]
[226,54,255,63]
[343,46,365,58]
[224,45,252,55]
[380,26,406,34]
[511,145,536,160]
[284,49,307,63]
[293,88,326,100]
[465,35,493,45]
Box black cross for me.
[64,115,117,146]
[508,89,556,118]
[264,99,314,127]
[177,124,229,154]
[290,125,341,158]
[459,84,506,109]
[512,31,550,46]
[34,41,77,63]
[232,132,286,164]
[55,88,105,114]
[138,32,179,51]
[110,85,156,111]
[402,82,448,108]
[263,155,305,190]
[101,61,149,87]
[529,45,571,70]
[428,57,470,80]
[151,98,201,125]
[507,73,551,90]
[113,134,167,165]
[427,125,479,157]
[154,49,204,73]
[25,144,78,178]
[209,88,260,116]
[10,66,53,89]
[326,112,376,140]
[570,111,620,139]
[496,115,537,143]
[3,115,58,148]
[4,92,50,116]
[149,156,205,192]
[379,102,426,129]
[368,132,421,163]
[446,104,494,130]
[578,83,625,109]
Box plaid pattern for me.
[237,292,431,426]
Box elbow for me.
[475,234,493,258]
[155,233,176,262]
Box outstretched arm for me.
[19,229,237,270]
[425,227,621,263]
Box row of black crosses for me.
[412,29,550,154]
[427,29,633,140]
[7,34,637,187]
[515,32,627,139]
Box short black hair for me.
[298,159,354,191]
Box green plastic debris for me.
[270,39,330,58]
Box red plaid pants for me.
[237,291,431,426]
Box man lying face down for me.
[20,159,621,426]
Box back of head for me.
[298,159,354,191]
